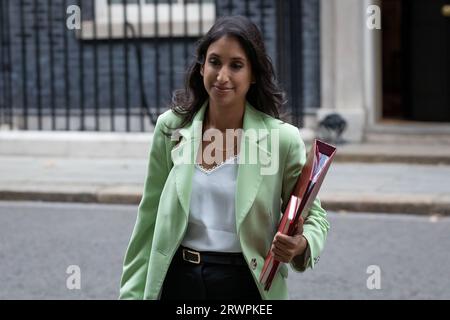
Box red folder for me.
[259,139,337,291]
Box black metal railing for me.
[0,0,307,132]
[0,0,13,129]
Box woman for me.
[119,15,330,300]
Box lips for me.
[213,86,233,92]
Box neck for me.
[205,100,245,132]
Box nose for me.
[216,66,230,83]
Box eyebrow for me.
[208,53,246,61]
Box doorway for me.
[381,0,450,122]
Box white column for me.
[320,0,335,111]
[319,0,369,142]
[364,0,383,127]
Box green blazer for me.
[119,100,330,300]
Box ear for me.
[200,65,204,77]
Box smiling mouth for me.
[213,86,233,92]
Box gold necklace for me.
[214,144,237,152]
[203,116,240,153]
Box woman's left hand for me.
[271,216,308,263]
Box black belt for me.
[175,246,247,266]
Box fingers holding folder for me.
[270,216,308,263]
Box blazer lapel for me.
[235,102,271,232]
[171,101,207,219]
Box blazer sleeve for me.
[119,115,171,299]
[281,128,330,273]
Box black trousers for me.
[160,248,262,300]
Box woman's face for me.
[200,35,254,108]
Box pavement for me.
[1,130,450,215]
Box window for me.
[80,0,216,39]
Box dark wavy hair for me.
[163,15,286,137]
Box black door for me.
[404,0,450,121]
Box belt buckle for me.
[182,249,201,264]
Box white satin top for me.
[181,154,242,253]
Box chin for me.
[209,92,229,101]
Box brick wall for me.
[301,0,321,110]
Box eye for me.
[231,63,243,70]
[208,58,220,66]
